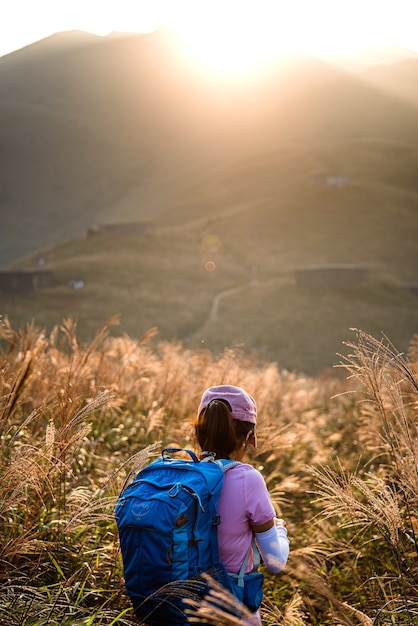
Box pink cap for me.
[198,385,257,424]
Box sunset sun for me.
[171,1,288,74]
[165,0,418,76]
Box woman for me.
[196,385,290,625]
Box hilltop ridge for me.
[1,29,418,266]
[0,30,417,373]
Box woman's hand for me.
[274,517,286,528]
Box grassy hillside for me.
[1,30,418,266]
[3,137,418,375]
[1,33,417,373]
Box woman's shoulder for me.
[233,461,260,472]
[228,462,267,485]
[229,463,274,518]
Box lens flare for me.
[205,261,216,272]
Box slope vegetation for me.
[0,31,417,373]
[1,29,418,264]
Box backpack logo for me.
[131,501,150,519]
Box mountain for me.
[1,29,418,266]
[0,30,417,374]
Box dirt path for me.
[184,280,255,344]
[209,282,254,322]
[185,273,290,345]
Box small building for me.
[0,269,53,293]
[400,283,418,297]
[87,222,155,237]
[295,264,370,287]
[311,175,351,188]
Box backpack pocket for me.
[228,570,264,613]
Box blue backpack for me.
[115,448,262,625]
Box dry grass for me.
[0,314,417,624]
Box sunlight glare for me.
[172,1,286,74]
[168,0,418,76]
[2,0,418,63]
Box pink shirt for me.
[217,463,275,574]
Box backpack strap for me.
[229,538,261,589]
[159,450,241,566]
[161,450,240,469]
[214,458,242,473]
[214,460,261,586]
[162,449,241,471]
[197,457,241,566]
[162,447,199,462]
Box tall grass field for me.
[0,314,417,625]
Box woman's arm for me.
[253,518,290,574]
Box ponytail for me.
[195,399,250,458]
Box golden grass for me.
[0,315,417,624]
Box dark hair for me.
[195,399,254,458]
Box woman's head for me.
[196,385,257,459]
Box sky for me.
[1,0,418,71]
